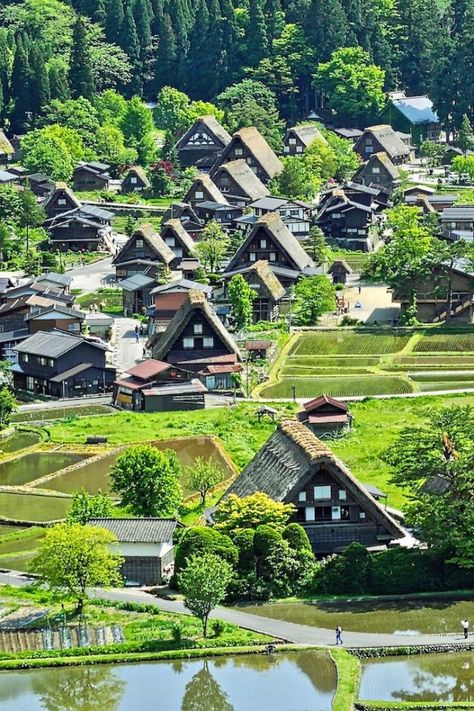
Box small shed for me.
[298,394,352,436]
[142,378,207,412]
[328,260,352,285]
[122,166,151,194]
[245,340,273,360]
[88,518,182,585]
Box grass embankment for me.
[331,648,361,711]
[260,328,474,399]
[112,214,162,234]
[76,288,122,314]
[12,405,114,423]
[0,586,273,670]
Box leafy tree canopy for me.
[214,493,295,536]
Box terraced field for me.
[259,328,474,399]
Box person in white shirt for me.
[461,618,469,639]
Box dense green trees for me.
[0,0,471,136]
[293,275,336,325]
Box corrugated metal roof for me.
[14,329,107,357]
[125,359,171,379]
[49,362,94,382]
[391,96,439,124]
[119,273,156,291]
[88,518,179,543]
[142,378,207,395]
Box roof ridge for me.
[279,418,332,460]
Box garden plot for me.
[292,332,411,356]
[262,375,413,399]
[414,331,474,352]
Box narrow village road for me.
[0,572,470,649]
[91,587,472,650]
[113,316,146,373]
[66,257,114,293]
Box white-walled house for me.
[88,518,181,586]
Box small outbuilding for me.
[122,166,151,194]
[88,518,182,585]
[328,260,353,285]
[298,395,352,436]
[142,378,207,412]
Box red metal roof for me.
[306,414,349,424]
[114,377,144,391]
[245,340,273,350]
[303,394,348,413]
[198,364,243,375]
[125,359,171,380]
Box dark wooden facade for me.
[73,163,111,191]
[176,116,232,170]
[225,419,405,555]
[298,395,352,436]
[215,127,283,183]
[13,331,115,398]
[42,184,82,219]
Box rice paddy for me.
[260,328,474,399]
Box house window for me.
[332,506,341,520]
[260,239,267,248]
[296,145,303,153]
[359,511,366,520]
[305,506,315,522]
[249,252,257,262]
[289,138,296,145]
[130,177,137,184]
[26,376,34,391]
[298,491,307,503]
[68,322,80,332]
[372,167,380,174]
[203,337,214,348]
[38,357,46,366]
[332,213,341,219]
[314,485,331,500]
[183,337,194,348]
[23,354,29,363]
[58,198,66,205]
[136,239,144,248]
[284,146,290,153]
[339,489,347,501]
[235,148,243,156]
[269,252,276,262]
[194,324,203,335]
[315,506,332,521]
[195,191,204,199]
[48,359,54,367]
[165,237,176,246]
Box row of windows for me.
[23,354,54,367]
[250,252,277,262]
[183,336,214,349]
[298,486,347,502]
[298,505,367,523]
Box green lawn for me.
[43,394,474,511]
[292,332,412,356]
[76,288,122,314]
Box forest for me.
[0,0,472,140]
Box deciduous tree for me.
[111,444,182,516]
[186,457,225,507]
[294,275,336,325]
[194,220,230,273]
[214,493,295,535]
[31,523,123,613]
[228,274,256,330]
[178,553,233,636]
[68,490,114,525]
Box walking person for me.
[134,324,139,343]
[358,285,361,295]
[335,625,343,645]
[462,618,469,639]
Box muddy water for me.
[0,452,88,487]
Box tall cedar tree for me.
[29,47,50,119]
[153,12,177,93]
[304,0,348,63]
[246,0,269,66]
[48,62,71,101]
[185,0,210,98]
[10,35,32,132]
[69,17,95,101]
[105,0,125,44]
[119,3,142,95]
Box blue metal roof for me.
[391,96,439,125]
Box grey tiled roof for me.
[88,518,179,543]
[14,329,107,357]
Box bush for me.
[233,529,256,575]
[174,528,238,579]
[335,283,344,291]
[282,523,312,552]
[212,620,225,637]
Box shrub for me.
[174,528,238,578]
[282,523,312,552]
[233,529,256,575]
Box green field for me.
[260,328,474,399]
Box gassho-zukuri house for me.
[224,419,405,554]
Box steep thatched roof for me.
[213,160,269,201]
[113,223,175,266]
[353,152,400,182]
[42,182,82,211]
[248,260,286,300]
[224,127,283,179]
[285,125,327,147]
[226,212,314,273]
[0,131,14,156]
[175,115,232,150]
[151,289,242,362]
[125,165,151,187]
[184,173,229,204]
[356,125,410,161]
[225,419,405,539]
[161,218,195,253]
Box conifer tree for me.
[153,12,177,92]
[10,35,32,131]
[69,17,95,101]
[303,0,348,63]
[105,0,125,44]
[29,47,50,118]
[246,0,269,66]
[48,62,71,102]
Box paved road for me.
[0,572,470,649]
[66,257,114,293]
[114,316,146,373]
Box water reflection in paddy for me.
[0,651,336,711]
[359,652,474,703]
